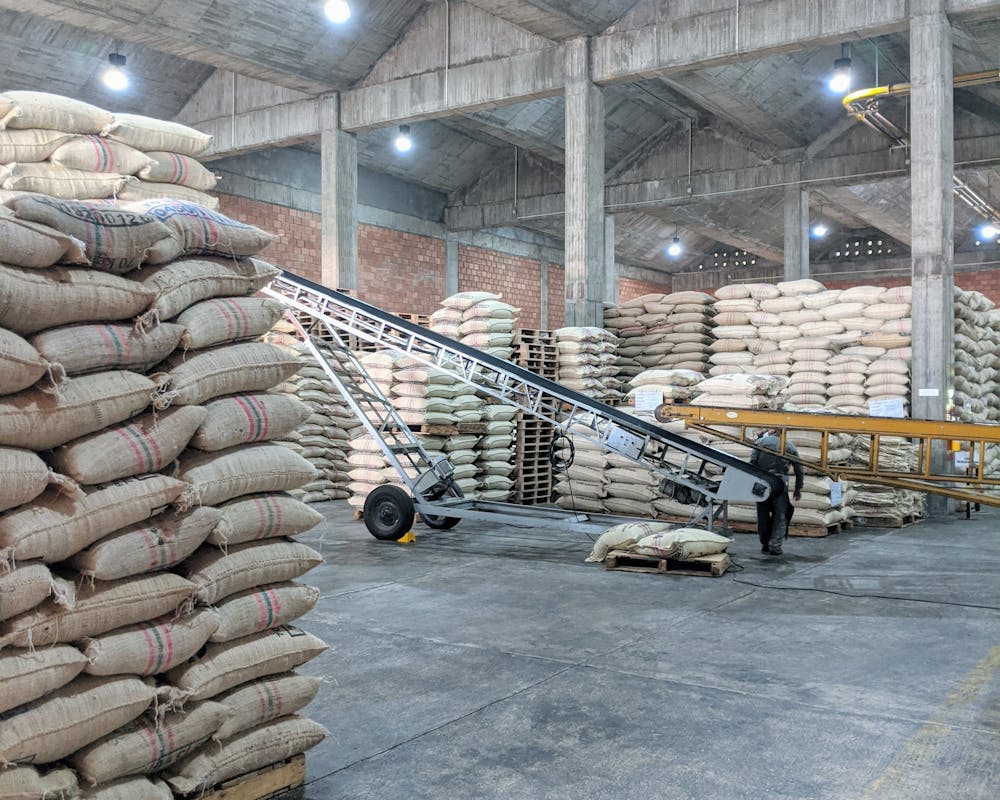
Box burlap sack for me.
[71,506,222,581]
[0,163,127,199]
[0,370,157,451]
[0,644,88,714]
[0,572,195,650]
[12,196,175,274]
[0,562,56,620]
[0,447,65,513]
[208,493,325,546]
[29,322,184,376]
[177,297,287,349]
[191,393,311,451]
[71,700,230,785]
[177,444,315,506]
[79,776,172,799]
[52,405,206,485]
[50,135,151,175]
[0,473,187,565]
[0,129,74,163]
[140,257,279,320]
[183,541,323,606]
[210,582,320,643]
[0,204,87,268]
[166,715,328,795]
[139,151,218,190]
[0,329,48,396]
[116,179,220,210]
[0,766,78,800]
[103,113,212,157]
[0,265,155,335]
[127,199,275,263]
[159,343,299,406]
[0,91,113,133]
[0,674,155,765]
[212,673,322,741]
[167,625,327,702]
[81,607,220,677]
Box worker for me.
[750,428,804,555]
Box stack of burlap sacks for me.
[1,90,219,209]
[0,192,328,792]
[553,327,621,402]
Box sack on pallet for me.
[71,506,221,581]
[0,91,113,133]
[159,342,300,406]
[0,473,187,564]
[190,393,310,451]
[0,645,89,713]
[183,541,323,606]
[29,322,183,377]
[212,673,321,742]
[52,405,206,485]
[630,528,732,559]
[0,765,78,800]
[78,776,172,800]
[165,715,327,795]
[177,296,285,349]
[0,562,59,620]
[585,520,674,563]
[167,625,327,702]
[50,135,151,175]
[0,572,195,650]
[127,199,274,262]
[0,673,155,764]
[71,699,230,785]
[0,203,87,268]
[208,493,324,546]
[103,113,212,157]
[176,444,315,506]
[81,608,220,677]
[139,256,279,320]
[0,129,74,162]
[210,582,320,643]
[0,265,155,335]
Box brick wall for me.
[547,264,565,330]
[619,276,673,302]
[358,226,446,316]
[457,245,544,328]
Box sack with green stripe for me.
[29,321,184,376]
[139,151,218,190]
[71,700,230,785]
[81,607,219,677]
[177,296,286,349]
[211,673,322,741]
[51,405,206,485]
[207,493,324,546]
[139,257,279,321]
[0,163,127,200]
[71,506,222,581]
[190,392,311,451]
[50,134,152,175]
[210,582,320,643]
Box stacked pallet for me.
[0,193,327,795]
[512,329,558,505]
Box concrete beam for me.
[784,182,810,279]
[320,96,358,291]
[815,183,914,246]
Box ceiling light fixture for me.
[980,222,999,240]
[324,0,352,23]
[666,236,683,258]
[102,52,129,92]
[394,125,413,153]
[828,44,852,94]
[811,223,829,238]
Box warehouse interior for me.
[0,1,999,799]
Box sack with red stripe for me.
[51,405,206,485]
[0,645,88,714]
[30,321,185,377]
[126,199,274,263]
[103,112,212,157]
[177,296,286,350]
[1,163,128,200]
[139,151,218,190]
[81,607,219,677]
[71,700,230,785]
[183,540,322,606]
[175,443,315,507]
[209,582,320,643]
[190,393,311,451]
[211,673,321,742]
[70,506,222,581]
[207,493,324,546]
[166,625,326,703]
[157,342,300,406]
[11,196,174,273]
[139,257,278,321]
[50,134,152,175]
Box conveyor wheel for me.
[422,513,461,530]
[363,485,415,541]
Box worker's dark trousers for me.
[756,485,791,550]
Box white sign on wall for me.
[868,397,906,418]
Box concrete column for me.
[604,214,618,305]
[564,37,605,328]
[783,181,810,280]
[320,95,358,290]
[539,259,550,329]
[445,233,459,296]
[909,0,955,515]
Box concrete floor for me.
[293,502,1000,800]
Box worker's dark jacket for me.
[750,434,805,492]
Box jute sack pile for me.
[554,327,621,402]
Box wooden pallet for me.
[514,328,556,345]
[605,550,730,577]
[405,422,488,436]
[198,755,305,800]
[851,514,923,529]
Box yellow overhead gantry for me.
[654,404,1000,507]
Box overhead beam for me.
[814,183,914,245]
